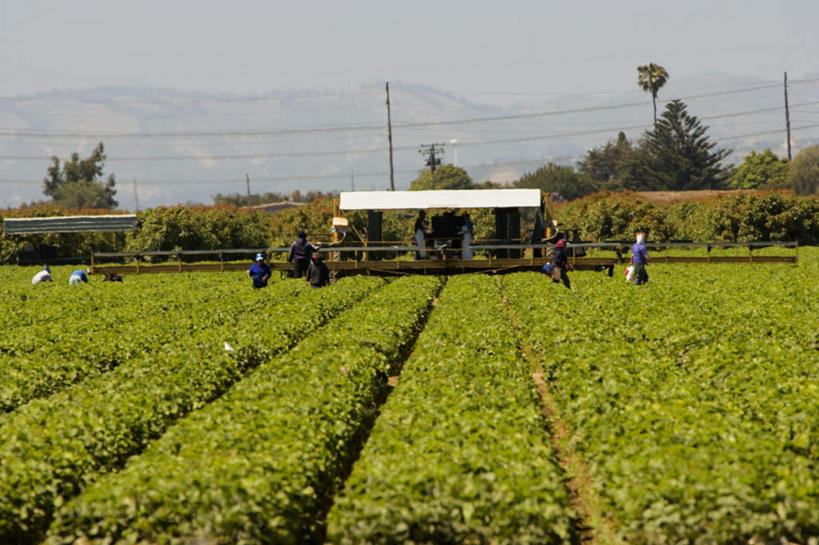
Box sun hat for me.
[255,253,264,261]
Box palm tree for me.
[637,63,669,127]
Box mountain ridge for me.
[1,73,816,209]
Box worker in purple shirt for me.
[247,253,271,288]
[631,232,649,285]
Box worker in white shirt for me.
[31,265,53,285]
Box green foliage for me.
[124,205,272,253]
[787,144,819,195]
[502,262,819,544]
[50,180,116,209]
[410,164,474,190]
[267,198,343,247]
[702,191,819,243]
[637,100,731,190]
[514,162,598,200]
[0,276,381,544]
[729,149,790,190]
[554,190,819,243]
[637,62,669,125]
[45,276,440,545]
[43,143,117,209]
[0,273,282,413]
[212,189,339,206]
[554,191,672,241]
[0,250,817,544]
[326,274,577,545]
[578,132,639,190]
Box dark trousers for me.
[633,262,647,285]
[293,258,310,278]
[551,266,571,290]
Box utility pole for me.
[418,143,445,185]
[133,178,140,212]
[784,72,792,161]
[386,82,395,190]
[245,173,251,202]
[351,171,355,191]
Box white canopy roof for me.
[339,189,540,210]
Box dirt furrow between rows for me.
[496,276,621,545]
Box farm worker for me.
[549,238,572,290]
[31,265,53,285]
[305,251,330,288]
[68,268,89,285]
[460,214,474,260]
[247,253,271,289]
[414,211,427,259]
[288,231,319,279]
[631,232,649,285]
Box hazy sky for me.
[1,0,817,99]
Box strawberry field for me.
[0,250,816,545]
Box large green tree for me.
[729,149,790,190]
[637,100,730,190]
[577,132,637,189]
[410,164,473,190]
[637,63,669,127]
[787,144,819,195]
[43,142,117,209]
[513,162,598,200]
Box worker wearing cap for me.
[287,231,319,279]
[31,265,53,285]
[549,238,572,290]
[305,251,330,288]
[68,268,89,285]
[247,253,271,288]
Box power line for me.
[459,77,819,97]
[4,100,815,162]
[4,122,818,188]
[0,81,801,140]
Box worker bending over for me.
[68,268,89,285]
[306,251,330,288]
[31,265,53,285]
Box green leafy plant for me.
[0,276,381,544]
[44,276,441,545]
[326,274,577,545]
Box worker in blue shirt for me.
[247,253,272,288]
[631,232,649,285]
[68,268,89,285]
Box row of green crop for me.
[0,268,269,330]
[43,275,442,545]
[0,277,306,413]
[325,274,577,545]
[501,258,818,544]
[0,275,383,544]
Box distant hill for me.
[1,74,816,209]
